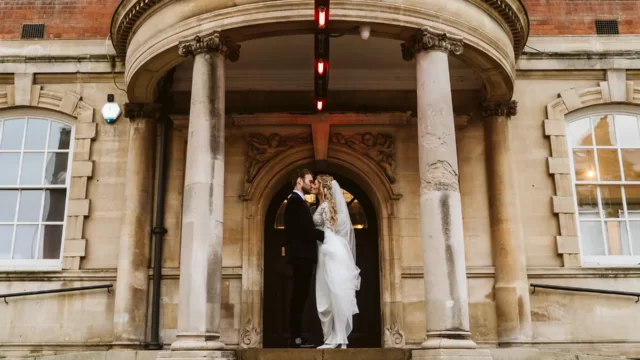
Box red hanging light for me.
[315,59,327,75]
[316,99,326,111]
[314,0,330,112]
[314,0,329,29]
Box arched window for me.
[567,107,640,265]
[274,190,368,229]
[0,116,73,269]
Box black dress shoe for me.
[289,337,316,348]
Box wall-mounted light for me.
[101,94,121,124]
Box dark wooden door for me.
[263,175,382,348]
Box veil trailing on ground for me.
[331,180,356,258]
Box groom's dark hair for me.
[291,168,313,187]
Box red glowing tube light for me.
[316,99,326,111]
[315,59,328,75]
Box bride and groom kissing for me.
[284,168,361,349]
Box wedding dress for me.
[313,180,361,347]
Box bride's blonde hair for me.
[316,175,337,228]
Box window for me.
[0,117,73,270]
[568,110,640,266]
[274,190,368,229]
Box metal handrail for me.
[530,283,640,303]
[1,284,112,304]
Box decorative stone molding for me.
[401,27,464,61]
[178,32,241,61]
[0,87,96,270]
[384,321,406,348]
[245,132,312,183]
[330,132,396,184]
[543,80,640,267]
[123,102,161,119]
[239,318,261,348]
[482,100,518,118]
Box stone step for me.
[237,348,411,360]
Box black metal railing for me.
[530,283,640,303]
[1,284,113,304]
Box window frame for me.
[566,105,640,267]
[0,112,75,271]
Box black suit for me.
[284,191,324,341]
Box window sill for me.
[581,256,640,268]
[0,260,63,272]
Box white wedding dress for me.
[313,180,361,346]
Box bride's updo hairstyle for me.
[316,175,337,229]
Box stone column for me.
[402,28,487,358]
[482,101,532,343]
[160,32,239,360]
[113,103,160,346]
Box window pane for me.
[626,186,640,219]
[576,185,599,215]
[48,122,72,150]
[0,225,13,259]
[0,119,25,150]
[17,190,42,222]
[629,221,640,255]
[41,225,63,260]
[0,153,20,185]
[606,221,631,255]
[0,190,18,222]
[597,149,621,181]
[24,119,49,150]
[615,115,640,147]
[13,225,38,259]
[580,221,606,255]
[19,153,45,185]
[42,190,66,222]
[567,118,593,147]
[43,152,69,185]
[621,149,640,181]
[593,115,616,146]
[573,149,596,181]
[600,186,624,218]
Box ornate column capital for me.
[124,103,161,119]
[178,31,240,62]
[482,100,518,118]
[401,26,464,61]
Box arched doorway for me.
[262,172,382,348]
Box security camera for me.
[359,25,370,40]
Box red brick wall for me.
[523,0,640,35]
[0,0,120,39]
[0,0,638,39]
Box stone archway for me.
[238,144,405,348]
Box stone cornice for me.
[482,100,518,118]
[401,27,464,61]
[110,0,528,59]
[178,32,240,61]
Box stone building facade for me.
[1,0,640,359]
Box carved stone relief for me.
[420,160,459,193]
[330,132,396,184]
[239,318,261,348]
[245,133,311,183]
[384,322,406,348]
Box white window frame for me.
[0,113,75,271]
[567,105,640,267]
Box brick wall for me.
[0,0,120,39]
[523,0,640,35]
[0,0,639,39]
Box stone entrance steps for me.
[238,349,410,360]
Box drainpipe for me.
[147,114,171,350]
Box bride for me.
[311,175,361,349]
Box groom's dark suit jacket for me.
[284,192,324,264]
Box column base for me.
[412,349,492,360]
[158,351,235,360]
[170,339,225,351]
[421,335,477,349]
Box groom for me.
[284,168,325,348]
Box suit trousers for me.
[289,258,315,339]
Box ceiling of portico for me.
[172,34,483,93]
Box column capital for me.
[401,26,464,61]
[124,103,161,119]
[482,100,518,118]
[178,31,241,62]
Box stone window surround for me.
[0,86,96,271]
[544,73,640,267]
